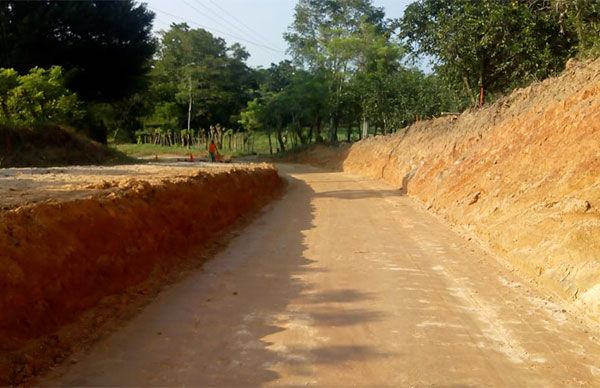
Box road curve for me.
[44,164,600,386]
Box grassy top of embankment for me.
[0,125,132,168]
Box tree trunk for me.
[462,76,477,107]
[187,73,192,149]
[276,123,285,152]
[329,116,338,144]
[315,115,323,143]
[479,86,485,107]
[267,132,273,155]
[296,126,306,145]
[478,66,485,107]
[346,119,352,142]
[361,116,369,139]
[357,119,362,140]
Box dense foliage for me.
[237,0,463,149]
[400,0,575,105]
[555,0,600,56]
[0,0,155,102]
[146,24,255,139]
[0,0,155,143]
[0,66,82,126]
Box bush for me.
[0,66,84,126]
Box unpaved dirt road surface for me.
[44,164,600,386]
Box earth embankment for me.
[0,125,129,168]
[0,164,282,357]
[296,58,600,318]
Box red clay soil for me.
[0,165,282,383]
[294,58,600,322]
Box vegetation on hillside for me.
[0,67,83,126]
[0,125,130,168]
[0,0,155,143]
[0,0,598,162]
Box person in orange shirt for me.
[208,139,218,162]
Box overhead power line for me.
[202,0,281,48]
[181,0,261,46]
[148,6,285,55]
[182,0,286,53]
[187,0,272,48]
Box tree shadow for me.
[44,167,392,386]
[315,188,403,200]
[303,289,376,304]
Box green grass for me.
[114,132,275,158]
[112,143,199,157]
[251,131,274,154]
[113,128,364,160]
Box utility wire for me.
[181,0,262,47]
[201,0,281,48]
[148,6,285,54]
[188,0,284,51]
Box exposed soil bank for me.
[295,58,600,320]
[0,164,282,382]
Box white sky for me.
[145,0,415,68]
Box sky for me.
[145,0,415,69]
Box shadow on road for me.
[315,188,403,200]
[199,169,392,385]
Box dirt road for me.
[44,164,600,386]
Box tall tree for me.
[149,23,255,136]
[284,0,387,143]
[400,0,574,106]
[0,0,155,102]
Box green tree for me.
[400,0,574,106]
[0,0,155,102]
[0,1,156,143]
[149,23,256,141]
[285,0,387,143]
[553,0,600,56]
[0,66,83,126]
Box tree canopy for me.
[0,66,82,126]
[0,0,155,102]
[147,23,256,136]
[1,0,599,152]
[400,0,575,105]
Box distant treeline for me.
[0,0,597,151]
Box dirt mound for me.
[297,58,600,319]
[0,125,129,168]
[0,164,282,383]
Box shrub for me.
[0,66,84,126]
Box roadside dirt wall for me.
[300,59,600,318]
[0,166,282,352]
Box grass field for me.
[112,142,265,158]
[113,132,275,158]
[112,143,201,157]
[113,129,365,159]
